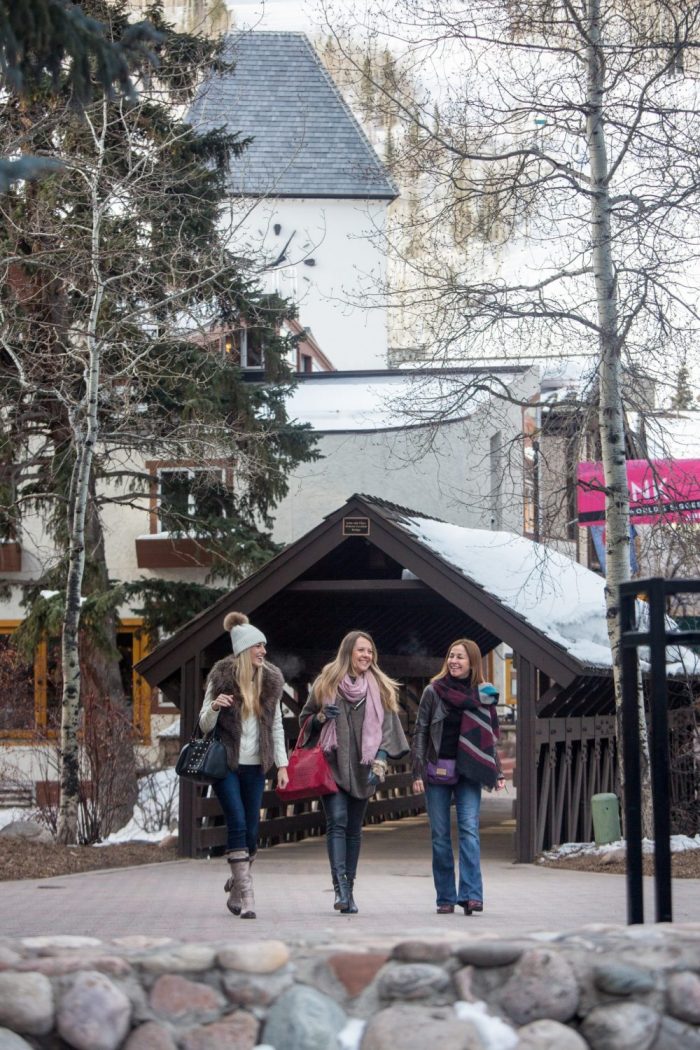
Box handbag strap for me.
[296,715,319,751]
[188,722,221,744]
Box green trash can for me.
[591,793,621,845]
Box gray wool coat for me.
[299,687,409,799]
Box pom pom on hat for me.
[223,611,248,632]
[223,611,266,656]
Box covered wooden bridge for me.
[137,494,695,861]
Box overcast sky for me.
[228,0,322,33]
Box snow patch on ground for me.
[0,770,179,845]
[541,834,700,862]
[0,806,32,831]
[97,768,179,846]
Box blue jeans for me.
[213,764,266,853]
[322,789,368,881]
[425,776,483,906]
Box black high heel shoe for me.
[460,899,484,915]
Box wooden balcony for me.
[135,536,213,569]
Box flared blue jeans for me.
[425,775,483,906]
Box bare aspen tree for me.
[56,100,109,843]
[323,0,700,830]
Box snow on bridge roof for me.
[388,508,698,675]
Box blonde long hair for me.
[313,630,400,712]
[431,638,486,687]
[223,612,263,717]
[231,649,264,717]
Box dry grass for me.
[0,838,180,882]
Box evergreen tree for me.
[0,0,159,187]
[670,365,695,411]
[359,52,375,122]
[0,0,317,840]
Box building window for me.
[0,620,151,741]
[0,624,38,733]
[221,327,266,369]
[157,467,229,533]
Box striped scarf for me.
[432,675,500,789]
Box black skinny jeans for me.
[322,788,368,882]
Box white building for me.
[190,31,398,370]
[274,366,538,543]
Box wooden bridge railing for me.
[185,707,422,857]
[534,707,698,855]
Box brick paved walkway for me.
[2,792,698,946]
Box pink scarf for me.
[320,671,384,764]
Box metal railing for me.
[619,576,700,924]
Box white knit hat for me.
[223,611,266,656]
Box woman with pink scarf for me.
[299,631,408,914]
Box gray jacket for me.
[299,689,408,799]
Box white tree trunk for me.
[56,105,108,844]
[586,0,652,835]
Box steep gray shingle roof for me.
[189,31,398,200]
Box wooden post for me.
[515,654,538,862]
[178,657,197,858]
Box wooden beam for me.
[179,658,197,858]
[269,649,442,680]
[285,579,428,592]
[515,654,538,863]
[137,518,349,684]
[535,683,563,716]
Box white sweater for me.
[199,681,288,768]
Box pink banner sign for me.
[577,459,700,526]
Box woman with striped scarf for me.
[411,638,505,915]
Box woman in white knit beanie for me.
[199,611,288,918]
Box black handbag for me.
[175,729,228,783]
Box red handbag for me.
[276,721,338,802]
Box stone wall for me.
[0,926,699,1050]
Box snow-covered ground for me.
[0,768,179,845]
[541,834,700,862]
[98,768,178,845]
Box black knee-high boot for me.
[336,873,351,912]
[327,832,351,911]
[345,878,358,914]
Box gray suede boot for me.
[225,850,249,916]
[238,857,256,919]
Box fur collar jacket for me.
[205,657,284,774]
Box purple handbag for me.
[425,758,459,785]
